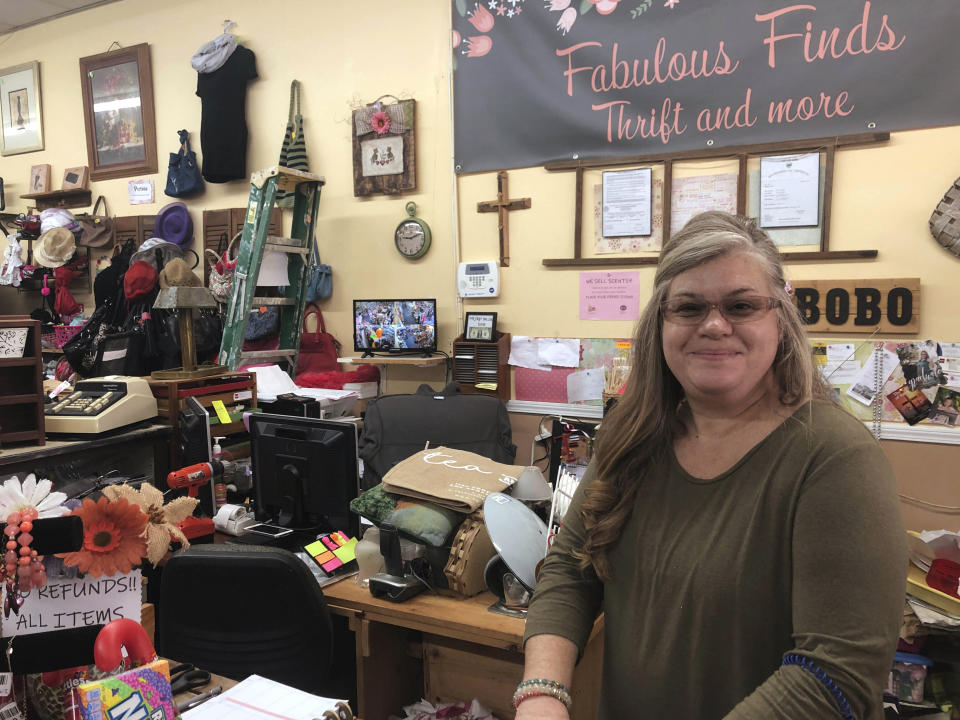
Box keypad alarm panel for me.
[458,261,500,298]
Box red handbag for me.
[295,303,341,377]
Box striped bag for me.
[276,79,309,208]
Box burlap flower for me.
[103,484,198,566]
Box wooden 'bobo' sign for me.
[791,278,919,334]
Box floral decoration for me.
[556,7,577,34]
[370,111,391,135]
[462,35,493,57]
[588,0,621,14]
[103,484,198,566]
[0,474,69,519]
[468,3,495,32]
[57,497,147,577]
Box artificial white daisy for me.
[0,474,69,519]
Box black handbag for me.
[164,129,204,198]
[62,301,115,376]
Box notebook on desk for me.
[181,674,353,719]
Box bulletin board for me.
[817,340,960,429]
[514,337,630,406]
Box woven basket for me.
[55,324,83,348]
[929,178,960,257]
[41,332,58,349]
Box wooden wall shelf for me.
[339,355,445,368]
[542,132,888,268]
[20,189,92,211]
[542,249,879,267]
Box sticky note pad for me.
[211,400,231,425]
[304,540,325,556]
[321,557,343,572]
[332,537,358,563]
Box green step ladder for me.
[218,166,325,374]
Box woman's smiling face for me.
[661,251,781,407]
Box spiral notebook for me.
[182,674,354,720]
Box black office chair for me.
[158,544,334,695]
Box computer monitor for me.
[353,298,437,357]
[249,414,360,538]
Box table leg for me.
[350,615,421,719]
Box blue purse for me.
[244,306,280,341]
[305,231,332,302]
[164,129,204,198]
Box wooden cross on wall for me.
[476,171,531,267]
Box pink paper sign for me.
[580,271,640,321]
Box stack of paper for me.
[249,364,357,415]
[182,674,349,719]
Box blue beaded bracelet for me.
[781,653,855,720]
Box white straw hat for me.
[33,227,76,268]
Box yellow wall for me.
[457,129,960,343]
[3,0,960,383]
[0,0,456,391]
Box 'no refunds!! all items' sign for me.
[0,572,142,637]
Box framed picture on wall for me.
[464,312,497,342]
[79,43,158,181]
[28,164,51,194]
[0,61,44,156]
[62,166,89,190]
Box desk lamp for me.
[151,286,227,380]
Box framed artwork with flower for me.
[352,95,416,196]
[79,43,158,182]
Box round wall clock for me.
[394,201,431,259]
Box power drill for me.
[166,460,231,498]
[166,460,235,540]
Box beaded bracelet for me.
[512,678,572,710]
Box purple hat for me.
[153,202,193,247]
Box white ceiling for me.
[0,0,121,36]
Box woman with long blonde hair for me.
[514,212,906,720]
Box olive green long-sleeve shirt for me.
[525,400,907,719]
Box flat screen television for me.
[249,414,360,538]
[353,298,437,357]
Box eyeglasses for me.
[660,295,779,325]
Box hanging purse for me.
[295,303,341,377]
[164,129,205,198]
[75,196,115,248]
[276,80,309,208]
[305,230,332,302]
[244,306,280,341]
[206,232,238,304]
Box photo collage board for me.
[819,340,960,428]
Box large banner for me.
[452,1,960,173]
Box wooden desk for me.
[322,578,602,720]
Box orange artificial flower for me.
[57,497,148,577]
